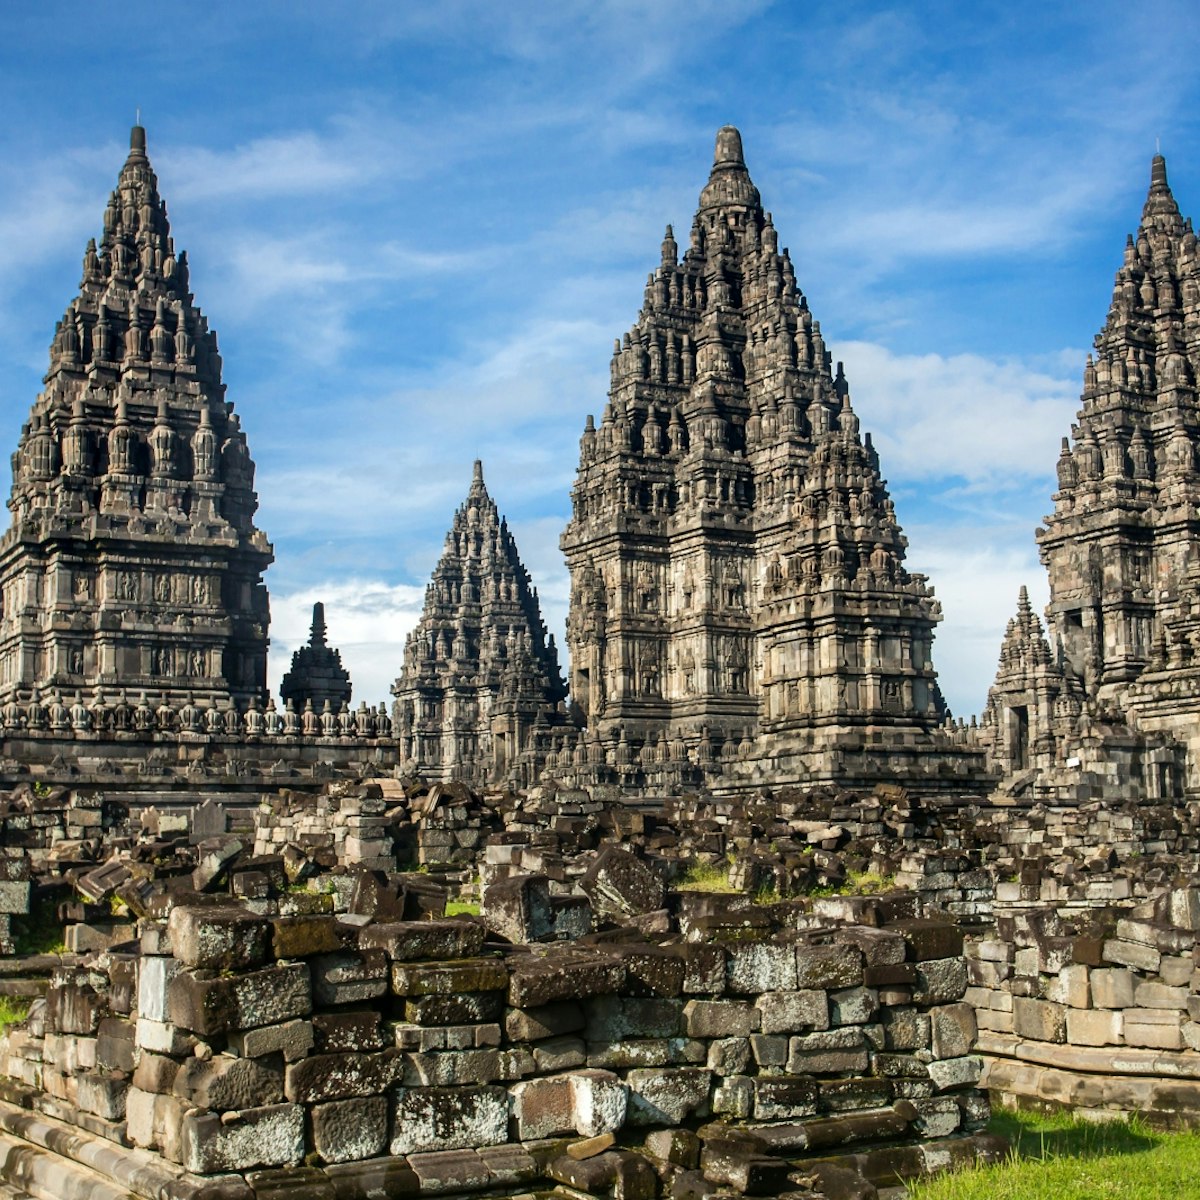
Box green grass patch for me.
[0,998,29,1032]
[445,899,481,917]
[910,1107,1200,1200]
[676,862,739,893]
[843,868,895,895]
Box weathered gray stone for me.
[168,964,311,1036]
[167,906,270,972]
[756,989,829,1034]
[625,1068,711,1125]
[182,1103,304,1173]
[174,1054,284,1109]
[580,846,665,918]
[311,1096,389,1164]
[311,950,388,1006]
[390,1086,509,1154]
[285,1049,402,1102]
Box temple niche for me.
[0,127,272,713]
[392,462,568,785]
[560,127,978,789]
[980,155,1200,800]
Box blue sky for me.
[1,1,1198,716]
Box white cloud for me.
[838,340,1082,485]
[268,580,426,707]
[914,532,1051,720]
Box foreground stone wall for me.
[0,885,1001,1198]
[968,887,1200,1126]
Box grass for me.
[676,861,739,893]
[843,868,895,894]
[445,899,480,916]
[0,998,29,1032]
[910,1107,1200,1200]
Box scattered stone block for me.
[311,1095,389,1164]
[390,1086,508,1155]
[167,905,270,971]
[580,846,665,918]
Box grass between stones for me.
[676,862,739,892]
[0,998,28,1031]
[909,1107,1200,1199]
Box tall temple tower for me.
[981,155,1200,797]
[393,462,567,783]
[561,127,952,780]
[0,127,272,709]
[1038,155,1200,698]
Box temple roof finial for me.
[1151,153,1169,192]
[127,124,148,165]
[714,126,744,168]
[310,602,328,648]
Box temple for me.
[392,461,567,783]
[0,126,272,714]
[3,121,1200,807]
[279,602,353,714]
[559,126,980,790]
[980,154,1200,801]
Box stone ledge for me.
[0,1100,246,1200]
[977,1031,1200,1079]
[985,1058,1200,1128]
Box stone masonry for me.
[393,462,567,785]
[0,127,272,715]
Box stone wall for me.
[0,884,1002,1198]
[967,887,1200,1126]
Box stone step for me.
[0,1101,206,1200]
[0,1129,139,1200]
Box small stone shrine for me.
[0,126,272,712]
[280,602,353,714]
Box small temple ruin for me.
[280,602,353,716]
[0,123,1195,1200]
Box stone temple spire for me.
[561,126,950,782]
[393,462,566,783]
[280,602,352,714]
[1038,152,1200,696]
[0,126,273,709]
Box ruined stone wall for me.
[252,782,402,874]
[967,888,1200,1125]
[0,889,1002,1198]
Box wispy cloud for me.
[840,340,1081,486]
[269,580,426,706]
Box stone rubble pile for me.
[0,851,1002,1199]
